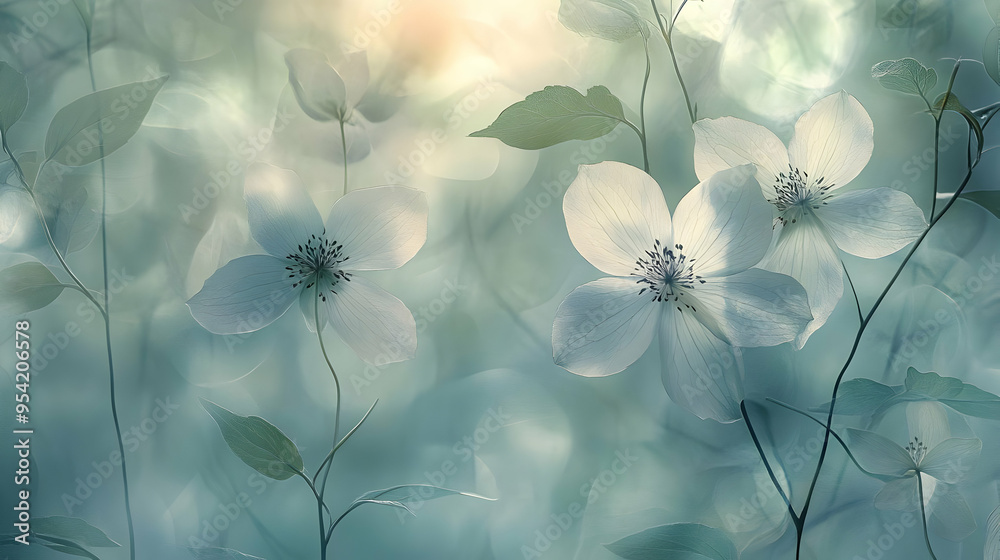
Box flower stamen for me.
[632,239,705,310]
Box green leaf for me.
[932,92,984,164]
[986,504,1000,560]
[470,85,628,150]
[558,0,645,42]
[871,58,937,97]
[985,27,1000,86]
[0,61,27,136]
[604,523,738,560]
[811,378,898,416]
[201,400,303,480]
[38,541,101,560]
[33,517,119,548]
[0,262,66,315]
[187,546,265,560]
[354,484,495,506]
[44,74,169,166]
[960,190,1000,220]
[905,368,1000,419]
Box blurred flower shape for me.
[283,48,403,165]
[693,91,927,348]
[187,163,427,364]
[849,402,981,541]
[552,162,812,422]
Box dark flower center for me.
[285,230,351,302]
[771,165,834,226]
[632,239,705,311]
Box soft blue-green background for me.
[2,0,999,559]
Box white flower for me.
[552,162,812,422]
[849,402,981,541]
[693,91,927,348]
[187,163,427,364]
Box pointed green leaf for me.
[187,546,265,560]
[0,61,27,136]
[33,517,119,548]
[470,85,628,149]
[960,190,1000,220]
[558,0,645,42]
[201,400,303,480]
[810,378,898,416]
[905,368,1000,419]
[354,484,496,506]
[932,92,984,163]
[604,523,738,560]
[38,541,101,560]
[0,262,66,314]
[44,74,169,166]
[985,27,1000,86]
[871,58,937,97]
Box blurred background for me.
[1,0,999,558]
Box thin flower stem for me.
[842,261,863,326]
[313,288,342,520]
[740,401,800,528]
[764,398,879,479]
[638,34,652,173]
[650,0,696,124]
[339,119,348,195]
[929,62,960,219]
[84,26,136,560]
[917,474,939,560]
[797,158,978,556]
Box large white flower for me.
[849,402,980,541]
[552,162,812,422]
[693,91,927,348]
[187,163,427,364]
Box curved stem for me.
[339,119,348,195]
[638,34,651,173]
[740,401,799,527]
[85,29,136,560]
[764,398,880,479]
[930,116,941,218]
[316,399,378,479]
[917,474,939,560]
[650,0,696,124]
[799,162,976,532]
[314,289,342,503]
[842,261,863,326]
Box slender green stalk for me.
[311,290,341,560]
[917,475,939,560]
[795,159,977,559]
[764,398,878,479]
[339,119,349,195]
[638,34,652,173]
[740,401,800,529]
[929,63,960,219]
[842,262,863,326]
[650,0,696,124]
[83,22,136,560]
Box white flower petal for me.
[818,187,926,258]
[692,116,790,197]
[759,216,843,349]
[325,186,428,270]
[325,275,417,364]
[874,477,918,511]
[672,165,774,277]
[339,50,370,111]
[905,401,950,451]
[552,277,658,377]
[244,163,324,258]
[563,161,672,276]
[693,268,812,347]
[187,255,299,334]
[921,438,981,482]
[299,285,329,332]
[787,91,873,189]
[659,306,744,423]
[847,429,916,477]
[929,485,977,541]
[285,48,347,121]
